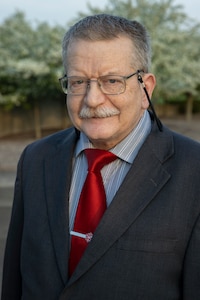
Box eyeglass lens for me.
[61,76,126,95]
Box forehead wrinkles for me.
[65,37,137,75]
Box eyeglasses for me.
[59,70,143,96]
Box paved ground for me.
[0,139,34,293]
[0,117,200,293]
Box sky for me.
[1,0,200,26]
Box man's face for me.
[65,36,155,149]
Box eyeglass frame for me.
[59,69,163,131]
[59,70,144,96]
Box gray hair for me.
[62,14,151,73]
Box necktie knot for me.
[84,149,117,173]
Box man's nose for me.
[84,80,106,107]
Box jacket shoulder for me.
[21,127,78,160]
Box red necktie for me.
[69,149,117,276]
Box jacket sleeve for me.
[1,152,25,300]
[183,212,200,300]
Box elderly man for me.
[2,14,200,300]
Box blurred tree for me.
[1,0,200,136]
[0,12,65,137]
[73,0,200,120]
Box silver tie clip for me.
[70,231,93,243]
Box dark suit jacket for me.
[1,117,200,300]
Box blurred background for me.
[1,0,200,139]
[1,0,200,293]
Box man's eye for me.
[108,79,117,84]
[72,80,84,85]
[76,80,84,85]
[104,78,121,85]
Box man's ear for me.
[142,73,156,99]
[138,72,156,109]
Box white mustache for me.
[79,106,120,119]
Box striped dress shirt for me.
[69,110,151,232]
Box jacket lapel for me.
[68,124,174,285]
[44,129,78,284]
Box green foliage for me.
[73,0,200,104]
[0,11,65,109]
[1,1,200,112]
